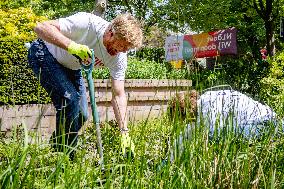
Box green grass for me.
[0,114,284,188]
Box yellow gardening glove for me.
[67,41,91,62]
[120,133,135,158]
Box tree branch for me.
[258,0,266,13]
[265,0,273,19]
[253,0,265,19]
[93,0,107,17]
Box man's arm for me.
[34,20,91,62]
[34,20,71,50]
[111,79,128,132]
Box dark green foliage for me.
[218,55,270,95]
[185,54,271,98]
[133,47,165,63]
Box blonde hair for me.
[111,14,143,49]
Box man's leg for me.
[63,68,89,147]
[28,39,88,153]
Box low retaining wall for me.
[0,79,192,139]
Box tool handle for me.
[85,49,104,168]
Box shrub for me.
[132,47,165,63]
[0,8,49,105]
[92,58,188,80]
[126,58,168,79]
[217,55,270,95]
[260,52,284,115]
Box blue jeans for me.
[28,39,88,151]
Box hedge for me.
[0,8,50,105]
[93,58,188,80]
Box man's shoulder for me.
[69,12,107,22]
[72,12,96,17]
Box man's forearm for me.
[34,21,71,50]
[112,94,128,131]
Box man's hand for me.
[120,133,135,158]
[67,41,91,61]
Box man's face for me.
[107,38,130,56]
[104,28,131,56]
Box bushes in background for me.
[260,52,284,115]
[0,8,49,105]
[132,47,165,63]
[93,58,188,80]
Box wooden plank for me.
[92,79,192,88]
[0,79,192,135]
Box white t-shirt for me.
[44,12,127,80]
[198,90,277,128]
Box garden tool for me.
[81,49,104,168]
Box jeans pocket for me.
[28,40,51,78]
[28,48,41,78]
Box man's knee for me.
[53,91,81,125]
[64,90,80,104]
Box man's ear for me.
[110,29,114,37]
[105,27,113,40]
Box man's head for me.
[104,14,143,56]
[168,90,199,121]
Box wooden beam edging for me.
[93,79,192,88]
[0,79,192,139]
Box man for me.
[167,89,283,162]
[28,12,143,157]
